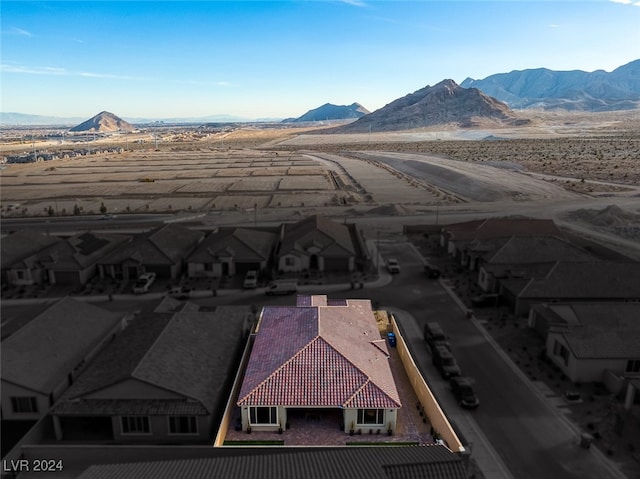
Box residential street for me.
[188,238,627,479]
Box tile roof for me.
[1,230,62,269]
[544,302,640,359]
[99,224,202,266]
[238,296,400,409]
[188,227,276,263]
[1,298,124,394]
[76,445,467,479]
[519,261,640,299]
[52,307,249,416]
[280,215,356,257]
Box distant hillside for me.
[285,103,370,123]
[461,59,640,111]
[0,112,85,126]
[334,80,524,133]
[69,111,135,132]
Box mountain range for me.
[333,79,525,133]
[461,59,640,111]
[283,103,370,123]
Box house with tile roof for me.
[535,302,640,383]
[1,230,62,286]
[50,306,251,443]
[237,295,401,434]
[512,261,640,316]
[6,231,128,287]
[187,227,277,278]
[75,444,468,479]
[97,224,203,280]
[1,298,126,420]
[276,215,361,273]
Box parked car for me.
[265,280,298,296]
[386,258,400,274]
[450,376,480,409]
[471,293,499,307]
[423,263,441,279]
[424,321,450,350]
[132,272,156,294]
[243,270,259,289]
[168,286,192,299]
[432,345,461,379]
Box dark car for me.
[432,345,461,379]
[471,293,499,307]
[450,376,480,409]
[424,321,450,350]
[424,263,441,279]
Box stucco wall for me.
[391,315,464,453]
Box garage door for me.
[324,257,349,272]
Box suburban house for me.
[535,302,640,383]
[1,230,62,286]
[475,236,597,292]
[74,445,468,479]
[276,215,362,273]
[50,307,251,443]
[237,295,401,434]
[1,298,126,421]
[7,232,128,287]
[98,224,204,280]
[439,218,564,266]
[187,227,277,278]
[508,261,640,316]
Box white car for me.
[133,272,156,294]
[386,258,400,274]
[243,270,259,289]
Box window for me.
[204,263,213,271]
[357,409,385,425]
[169,416,198,434]
[249,406,277,425]
[626,359,640,373]
[121,416,150,434]
[553,340,569,366]
[16,270,25,280]
[284,257,295,266]
[11,397,38,413]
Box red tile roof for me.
[238,296,401,409]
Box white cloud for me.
[609,0,633,4]
[548,24,560,28]
[339,0,367,7]
[5,27,33,37]
[0,63,143,81]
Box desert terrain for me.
[1,109,639,258]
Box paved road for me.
[180,239,627,479]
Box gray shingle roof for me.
[449,218,562,242]
[52,307,249,416]
[76,445,467,479]
[1,230,62,269]
[1,298,124,394]
[188,227,276,263]
[484,236,596,264]
[280,215,356,257]
[99,224,202,266]
[520,262,640,299]
[545,302,640,359]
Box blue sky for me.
[1,1,639,119]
